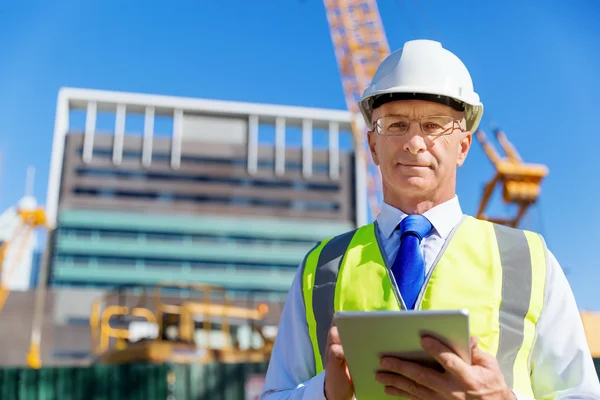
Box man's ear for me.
[368,131,380,166]
[456,131,472,167]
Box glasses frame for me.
[373,115,466,137]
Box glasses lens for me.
[421,116,455,136]
[377,116,410,135]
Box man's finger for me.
[471,343,498,370]
[325,327,345,365]
[376,370,438,399]
[421,336,470,378]
[470,336,479,350]
[379,357,447,392]
[383,386,420,400]
[328,343,345,363]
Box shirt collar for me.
[376,195,464,240]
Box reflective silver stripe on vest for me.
[493,224,533,387]
[312,230,356,363]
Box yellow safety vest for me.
[301,215,547,398]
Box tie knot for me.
[399,214,432,241]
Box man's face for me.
[367,99,471,202]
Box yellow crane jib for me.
[475,128,549,228]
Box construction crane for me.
[323,0,390,218]
[0,201,47,312]
[322,0,548,228]
[0,197,47,369]
[0,167,49,369]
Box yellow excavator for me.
[90,282,275,365]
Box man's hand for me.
[324,325,354,400]
[375,336,516,400]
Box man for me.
[260,39,600,399]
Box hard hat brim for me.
[371,92,466,112]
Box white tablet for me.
[333,309,471,399]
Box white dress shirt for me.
[260,196,600,399]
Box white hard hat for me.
[359,39,483,133]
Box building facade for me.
[45,87,361,302]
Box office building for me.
[45,87,361,303]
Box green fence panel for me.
[0,361,271,399]
[172,361,269,400]
[0,363,170,400]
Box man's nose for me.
[403,126,427,154]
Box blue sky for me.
[0,1,599,308]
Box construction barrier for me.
[0,361,268,400]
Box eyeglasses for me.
[374,115,465,136]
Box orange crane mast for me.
[323,0,390,219]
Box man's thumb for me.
[470,337,488,365]
[327,326,341,346]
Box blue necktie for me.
[391,215,433,310]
